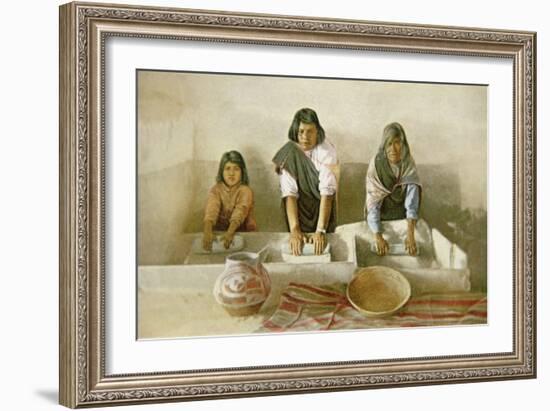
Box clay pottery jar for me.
[213,251,271,316]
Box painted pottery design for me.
[213,251,271,316]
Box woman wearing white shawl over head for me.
[365,122,421,256]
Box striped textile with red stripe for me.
[257,282,487,333]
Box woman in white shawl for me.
[365,122,421,256]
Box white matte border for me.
[105,37,513,374]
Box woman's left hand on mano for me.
[312,232,327,255]
[405,234,417,256]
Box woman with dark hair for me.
[272,108,338,256]
[365,122,421,256]
[203,150,257,251]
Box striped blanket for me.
[258,282,487,333]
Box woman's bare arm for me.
[285,196,304,256]
[312,195,334,255]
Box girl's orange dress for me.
[203,182,257,232]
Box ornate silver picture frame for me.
[59,1,536,408]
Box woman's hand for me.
[202,229,214,251]
[405,232,417,256]
[405,218,418,256]
[375,233,389,256]
[312,232,327,255]
[289,231,305,256]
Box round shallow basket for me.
[346,266,411,318]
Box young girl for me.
[203,151,257,251]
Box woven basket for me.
[346,266,411,317]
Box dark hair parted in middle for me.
[287,108,326,144]
[216,150,250,186]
